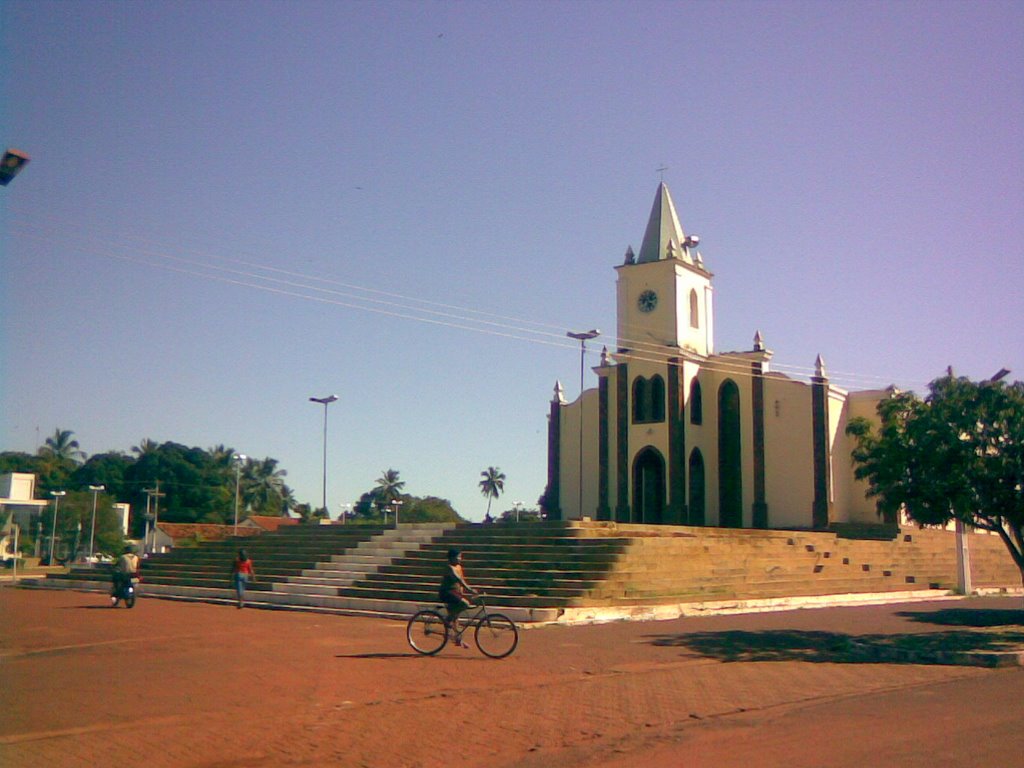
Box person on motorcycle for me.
[111,545,140,606]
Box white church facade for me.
[545,183,890,530]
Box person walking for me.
[231,549,256,609]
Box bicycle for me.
[406,593,519,659]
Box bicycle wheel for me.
[407,610,449,655]
[474,613,518,659]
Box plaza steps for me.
[24,520,1022,622]
[573,522,1020,606]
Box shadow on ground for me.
[645,627,1024,664]
[895,608,1024,628]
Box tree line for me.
[0,432,538,558]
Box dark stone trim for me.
[615,362,630,522]
[811,376,833,529]
[597,376,611,520]
[545,398,562,521]
[667,358,687,525]
[751,361,768,528]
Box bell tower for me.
[615,183,713,356]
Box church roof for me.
[637,182,688,264]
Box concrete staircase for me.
[572,522,1021,607]
[26,521,1021,622]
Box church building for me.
[545,183,889,530]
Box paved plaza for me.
[1,588,1022,767]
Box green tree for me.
[374,469,405,511]
[71,452,134,500]
[0,451,41,476]
[846,373,1024,591]
[36,428,85,492]
[479,466,506,519]
[40,428,86,464]
[242,457,291,516]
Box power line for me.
[11,216,930,391]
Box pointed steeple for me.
[637,182,687,264]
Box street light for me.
[513,501,524,523]
[233,454,247,535]
[309,394,339,518]
[566,329,601,519]
[392,499,404,527]
[87,484,105,560]
[48,491,66,565]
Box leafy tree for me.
[847,373,1024,591]
[71,452,133,500]
[479,466,506,519]
[0,451,41,476]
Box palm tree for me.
[479,466,506,519]
[374,469,405,512]
[242,457,289,515]
[206,444,237,468]
[132,438,160,457]
[39,428,85,465]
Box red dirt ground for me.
[2,588,1022,768]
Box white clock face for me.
[637,289,658,313]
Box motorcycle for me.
[111,573,140,609]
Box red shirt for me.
[233,558,254,575]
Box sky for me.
[2,1,1021,521]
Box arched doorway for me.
[688,448,705,526]
[632,447,666,524]
[718,380,743,527]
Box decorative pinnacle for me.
[815,354,827,379]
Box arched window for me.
[632,377,648,422]
[689,379,703,425]
[650,376,665,422]
[718,379,742,528]
[688,448,705,526]
[689,288,699,329]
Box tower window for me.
[689,289,699,329]
[632,377,648,422]
[650,376,665,422]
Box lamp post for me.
[233,454,247,535]
[339,503,352,525]
[48,491,66,565]
[309,394,339,518]
[566,329,600,519]
[513,501,524,523]
[87,484,105,560]
[392,499,404,527]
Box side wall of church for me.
[762,376,816,528]
[557,389,601,519]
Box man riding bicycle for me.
[438,548,477,646]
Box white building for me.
[0,473,50,560]
[545,183,889,530]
